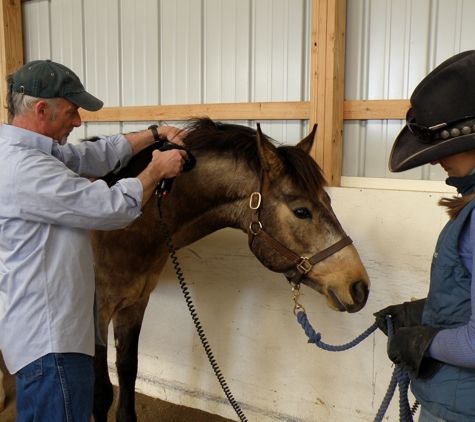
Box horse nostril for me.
[351,280,369,304]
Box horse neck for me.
[154,156,257,248]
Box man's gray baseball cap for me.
[9,59,103,111]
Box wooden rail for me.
[79,101,311,122]
[79,99,410,122]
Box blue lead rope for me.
[296,311,415,422]
[296,311,378,351]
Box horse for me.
[91,118,370,422]
[0,367,4,413]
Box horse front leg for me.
[93,311,114,422]
[93,343,113,422]
[0,368,5,413]
[113,295,150,422]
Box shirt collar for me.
[0,123,54,154]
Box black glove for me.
[374,298,426,336]
[388,325,443,379]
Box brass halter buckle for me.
[249,192,261,210]
[297,257,312,274]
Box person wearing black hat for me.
[0,60,188,421]
[375,50,475,422]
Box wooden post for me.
[309,0,346,186]
[0,0,24,124]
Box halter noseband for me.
[247,172,353,285]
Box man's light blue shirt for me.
[0,124,143,373]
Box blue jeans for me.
[419,407,449,422]
[16,353,94,422]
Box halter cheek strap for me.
[247,173,353,284]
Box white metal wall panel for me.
[82,0,122,138]
[203,0,250,104]
[160,0,203,105]
[250,0,309,143]
[22,2,52,61]
[344,0,475,181]
[21,0,475,181]
[21,0,310,147]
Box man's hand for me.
[157,126,188,146]
[150,149,188,179]
[126,125,188,155]
[137,148,188,206]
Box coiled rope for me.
[157,203,248,422]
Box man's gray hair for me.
[6,72,63,123]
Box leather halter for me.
[247,173,353,285]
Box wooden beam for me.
[309,0,347,186]
[0,0,24,124]
[79,101,310,122]
[343,99,409,120]
[79,99,410,123]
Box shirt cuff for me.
[116,178,144,222]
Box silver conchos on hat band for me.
[432,120,475,141]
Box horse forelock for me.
[277,145,328,200]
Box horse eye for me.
[293,208,312,219]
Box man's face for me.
[42,98,82,144]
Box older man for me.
[0,59,188,421]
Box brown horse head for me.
[245,123,370,313]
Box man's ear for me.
[33,100,49,120]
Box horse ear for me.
[296,124,317,154]
[256,123,284,173]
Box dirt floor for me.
[0,352,235,422]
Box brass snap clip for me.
[291,282,306,316]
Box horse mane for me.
[101,118,327,198]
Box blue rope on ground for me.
[296,311,414,422]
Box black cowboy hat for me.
[389,50,475,172]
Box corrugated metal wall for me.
[22,0,311,147]
[21,0,475,182]
[344,0,475,181]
